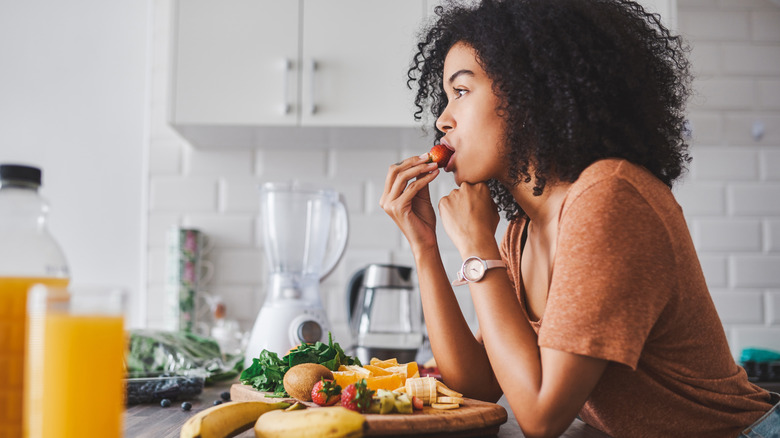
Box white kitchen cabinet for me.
[172,0,300,126]
[171,0,425,129]
[299,1,423,126]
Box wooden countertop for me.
[124,380,611,438]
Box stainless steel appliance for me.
[347,264,423,364]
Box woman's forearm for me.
[412,245,503,401]
[469,271,607,438]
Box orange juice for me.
[25,312,125,438]
[0,276,68,438]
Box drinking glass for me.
[24,285,126,438]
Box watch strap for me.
[483,259,507,270]
[451,257,507,287]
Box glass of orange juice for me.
[24,285,126,438]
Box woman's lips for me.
[440,140,455,172]
[444,153,455,172]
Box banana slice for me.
[405,377,438,405]
[436,380,463,398]
[431,402,460,410]
[436,396,463,405]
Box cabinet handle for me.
[309,59,318,115]
[281,58,292,115]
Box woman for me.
[380,0,777,437]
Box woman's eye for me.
[453,88,468,99]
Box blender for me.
[244,182,348,367]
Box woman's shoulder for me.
[565,158,674,209]
[575,158,665,189]
[560,158,684,233]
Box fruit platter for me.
[178,335,507,438]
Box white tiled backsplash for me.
[146,0,780,357]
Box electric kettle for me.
[347,264,423,364]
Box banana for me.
[405,377,438,405]
[180,401,290,438]
[405,377,464,409]
[254,406,366,438]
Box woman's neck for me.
[510,179,571,230]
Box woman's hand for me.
[439,182,501,257]
[379,155,441,253]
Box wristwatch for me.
[452,256,507,286]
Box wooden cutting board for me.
[230,383,508,437]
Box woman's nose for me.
[436,107,454,133]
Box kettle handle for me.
[346,267,367,327]
[320,194,349,281]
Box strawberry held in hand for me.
[311,378,341,407]
[341,379,375,413]
[426,144,453,168]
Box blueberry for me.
[220,391,231,401]
[213,400,223,405]
[181,402,192,411]
[160,398,171,408]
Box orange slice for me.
[332,371,359,389]
[343,365,371,378]
[363,364,394,377]
[384,361,419,385]
[366,374,403,392]
[405,361,419,379]
[369,357,399,368]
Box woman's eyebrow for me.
[448,69,475,84]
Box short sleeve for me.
[539,178,676,369]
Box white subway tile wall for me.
[146,0,780,358]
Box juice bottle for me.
[0,164,69,438]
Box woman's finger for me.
[387,162,438,202]
[387,167,439,212]
[383,155,429,198]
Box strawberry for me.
[341,379,375,413]
[426,144,453,168]
[412,396,424,411]
[311,378,341,407]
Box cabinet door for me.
[300,0,425,127]
[172,0,299,126]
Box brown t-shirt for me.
[499,159,771,437]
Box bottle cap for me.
[0,164,42,186]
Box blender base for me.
[244,302,330,368]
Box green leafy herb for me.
[239,333,360,396]
[125,329,244,384]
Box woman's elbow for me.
[518,421,569,438]
[515,410,573,438]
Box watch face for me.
[463,258,486,282]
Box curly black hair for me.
[408,0,693,220]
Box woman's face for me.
[436,42,507,186]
